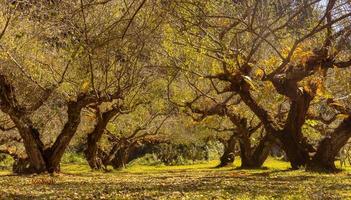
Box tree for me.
[85,102,173,170]
[0,0,163,174]
[168,83,272,168]
[100,111,171,169]
[163,0,351,171]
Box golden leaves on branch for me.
[254,68,265,79]
[290,47,314,65]
[261,42,314,70]
[303,75,332,100]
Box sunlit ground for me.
[0,158,351,199]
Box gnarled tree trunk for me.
[110,146,130,169]
[239,135,271,168]
[7,99,86,174]
[11,121,48,174]
[217,134,237,167]
[307,116,351,172]
[0,72,121,174]
[44,101,84,173]
[85,134,104,170]
[84,108,119,170]
[278,91,316,169]
[278,133,310,169]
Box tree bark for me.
[85,136,104,170]
[3,99,86,173]
[237,79,318,169]
[278,88,317,169]
[278,133,309,169]
[84,108,119,170]
[110,147,129,169]
[43,100,86,173]
[11,120,48,173]
[217,134,237,167]
[225,105,273,169]
[10,101,85,174]
[239,135,271,168]
[307,116,351,172]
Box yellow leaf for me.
[80,80,90,93]
[254,69,264,78]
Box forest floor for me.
[0,159,351,200]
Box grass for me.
[0,158,351,199]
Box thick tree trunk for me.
[85,135,103,170]
[85,145,106,170]
[12,121,47,173]
[217,135,236,167]
[278,132,310,169]
[110,147,129,169]
[307,116,351,172]
[10,100,85,174]
[238,86,313,169]
[84,108,119,170]
[5,118,63,174]
[0,75,93,174]
[0,75,47,173]
[85,115,113,169]
[277,90,316,169]
[239,135,271,168]
[44,101,84,173]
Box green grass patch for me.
[1,158,351,199]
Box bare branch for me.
[122,0,147,39]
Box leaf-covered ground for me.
[0,159,351,200]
